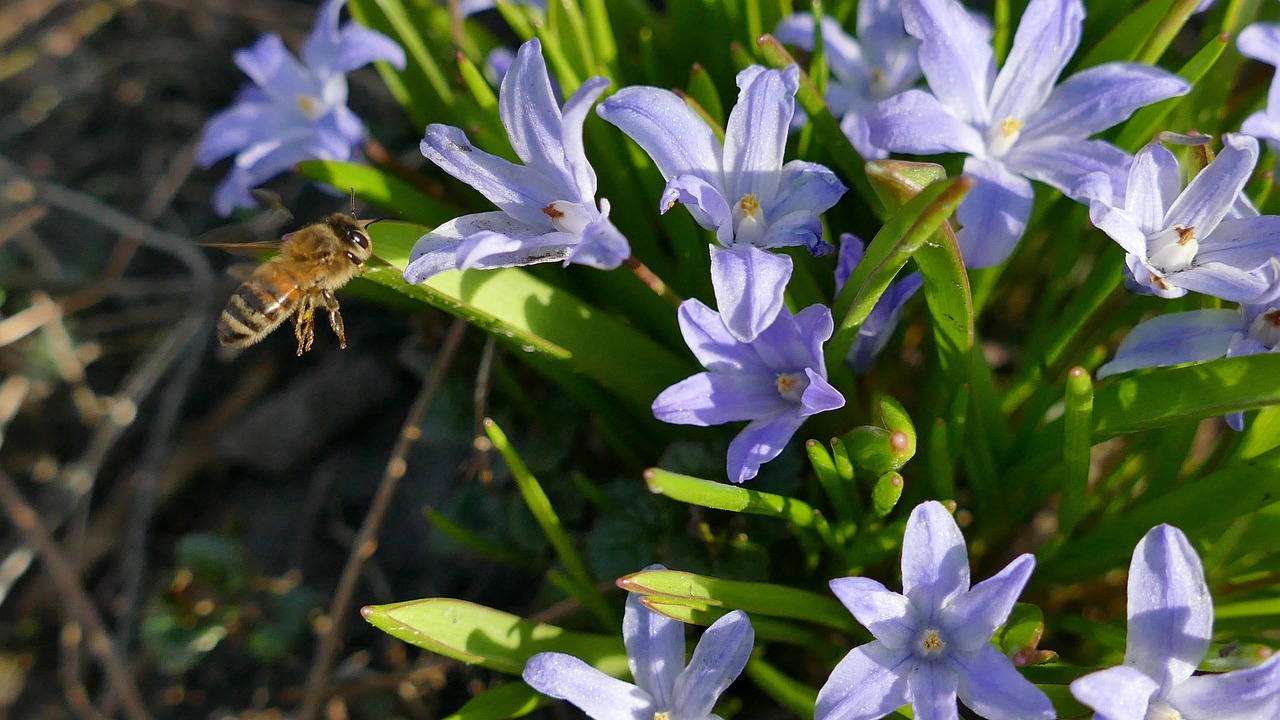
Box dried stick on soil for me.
[0,470,153,720]
[298,317,469,720]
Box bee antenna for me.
[363,217,390,228]
[349,187,357,217]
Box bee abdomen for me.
[217,281,293,347]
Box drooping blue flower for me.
[598,65,847,342]
[523,584,754,720]
[1070,524,1280,719]
[1238,22,1280,161]
[196,0,406,216]
[1085,133,1280,303]
[817,500,1054,720]
[403,39,629,283]
[1097,301,1280,430]
[834,233,922,372]
[867,0,1189,268]
[774,0,922,160]
[651,299,845,483]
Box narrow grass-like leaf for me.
[806,439,857,536]
[441,683,548,720]
[297,160,456,227]
[425,507,532,566]
[1077,0,1175,68]
[744,658,818,718]
[363,222,692,415]
[1116,33,1227,153]
[685,64,726,128]
[1137,0,1201,65]
[1060,367,1094,537]
[581,0,619,77]
[361,598,626,675]
[618,568,857,632]
[1038,446,1280,583]
[485,419,614,628]
[640,597,841,657]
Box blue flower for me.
[834,233,922,372]
[651,299,845,483]
[817,501,1054,720]
[450,0,546,16]
[523,585,754,720]
[1097,301,1280,430]
[867,0,1189,268]
[774,1,922,160]
[403,39,630,282]
[598,65,847,342]
[1070,524,1280,719]
[1239,22,1280,162]
[1086,133,1280,303]
[196,0,405,216]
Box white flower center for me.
[914,627,947,657]
[295,93,324,120]
[1146,225,1198,273]
[1145,701,1182,720]
[775,372,809,402]
[869,67,889,98]
[985,117,1023,158]
[1249,309,1280,349]
[654,712,671,720]
[542,201,592,235]
[734,193,767,246]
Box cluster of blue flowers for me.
[196,0,1280,716]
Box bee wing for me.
[224,263,258,282]
[249,189,293,222]
[198,238,286,256]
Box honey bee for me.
[206,196,374,355]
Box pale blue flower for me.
[1087,133,1280,303]
[403,39,629,282]
[451,0,545,16]
[867,0,1189,268]
[1097,300,1280,430]
[1239,22,1280,160]
[651,300,845,483]
[774,0,922,160]
[834,233,922,371]
[523,583,754,720]
[817,501,1053,720]
[196,0,405,216]
[598,65,847,342]
[1070,524,1280,719]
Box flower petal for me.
[828,577,916,649]
[1238,22,1280,66]
[403,211,554,282]
[1164,133,1259,238]
[1124,524,1213,693]
[662,174,733,242]
[1196,216,1280,269]
[676,299,771,375]
[955,157,1035,268]
[951,644,1055,720]
[330,23,405,72]
[770,160,848,221]
[726,412,806,483]
[623,592,684,708]
[815,642,913,720]
[559,76,611,200]
[710,244,793,343]
[907,660,960,720]
[1025,62,1189,140]
[800,369,846,416]
[453,230,576,272]
[901,0,994,126]
[499,39,573,183]
[420,124,559,227]
[523,652,656,720]
[567,213,630,270]
[671,610,754,719]
[234,33,316,106]
[776,14,872,91]
[723,65,798,205]
[197,101,278,166]
[651,371,790,426]
[752,303,832,372]
[1096,309,1241,378]
[1091,202,1150,257]
[868,90,986,156]
[1004,136,1131,199]
[598,86,724,187]
[941,554,1035,652]
[859,0,920,90]
[988,0,1083,124]
[1172,262,1277,304]
[1165,652,1280,719]
[1125,141,1183,232]
[1069,665,1160,720]
[901,501,971,620]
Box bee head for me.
[328,214,372,266]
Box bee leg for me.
[294,296,317,356]
[320,289,346,349]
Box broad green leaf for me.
[618,568,857,632]
[362,598,626,675]
[297,160,457,227]
[363,222,692,417]
[1093,355,1280,437]
[441,683,548,720]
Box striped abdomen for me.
[217,263,306,348]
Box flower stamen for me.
[916,627,946,657]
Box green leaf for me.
[1077,0,1175,68]
[361,598,626,675]
[644,468,831,531]
[870,472,904,518]
[296,160,457,227]
[685,64,726,129]
[1116,33,1228,152]
[441,683,549,720]
[618,568,857,632]
[995,604,1046,658]
[1060,367,1095,537]
[363,222,692,417]
[1093,355,1280,437]
[640,597,840,657]
[743,658,817,718]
